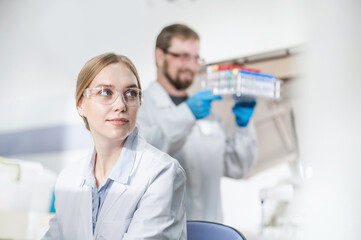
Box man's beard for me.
[164,60,194,90]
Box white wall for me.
[0,0,148,132]
[294,0,361,239]
[145,0,307,62]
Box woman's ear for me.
[77,98,85,117]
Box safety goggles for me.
[83,86,143,106]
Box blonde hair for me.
[76,53,141,130]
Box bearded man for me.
[138,24,258,222]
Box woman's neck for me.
[93,139,125,188]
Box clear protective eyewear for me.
[83,86,143,106]
[163,49,205,65]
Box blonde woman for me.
[43,53,186,239]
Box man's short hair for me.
[156,24,199,51]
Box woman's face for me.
[78,62,140,144]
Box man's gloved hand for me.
[232,100,257,127]
[186,90,222,119]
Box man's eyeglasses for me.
[163,49,205,65]
[83,86,143,106]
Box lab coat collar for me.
[80,127,139,187]
[147,82,175,108]
[108,127,138,184]
[81,150,96,187]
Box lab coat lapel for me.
[61,183,93,238]
[95,183,127,225]
[77,185,93,238]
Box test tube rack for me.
[202,64,282,100]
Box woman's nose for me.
[112,94,127,112]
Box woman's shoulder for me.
[137,135,185,177]
[55,156,89,189]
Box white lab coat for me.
[137,82,257,222]
[42,133,187,240]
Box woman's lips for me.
[107,118,129,126]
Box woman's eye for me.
[100,89,113,96]
[125,89,138,97]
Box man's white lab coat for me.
[137,82,257,222]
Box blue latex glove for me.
[186,90,222,119]
[232,100,257,127]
